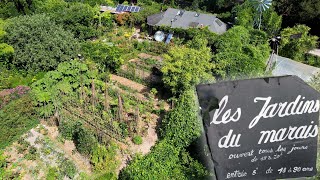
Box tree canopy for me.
[81,41,123,72]
[213,26,270,78]
[279,24,318,62]
[161,41,214,95]
[4,14,79,71]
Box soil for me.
[41,122,92,175]
[138,53,163,62]
[111,74,149,93]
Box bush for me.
[115,12,133,26]
[279,24,318,62]
[120,90,209,179]
[81,41,123,72]
[132,136,143,145]
[59,160,77,179]
[0,94,39,149]
[0,65,45,91]
[46,167,59,180]
[73,125,97,156]
[213,26,270,78]
[50,3,100,40]
[25,146,37,160]
[91,143,119,173]
[4,14,79,72]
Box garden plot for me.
[118,53,163,85]
[2,124,91,179]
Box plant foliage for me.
[279,24,318,62]
[0,94,39,149]
[4,14,79,72]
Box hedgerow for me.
[120,90,210,179]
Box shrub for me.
[132,136,143,145]
[73,125,97,156]
[279,24,318,62]
[81,41,123,72]
[115,12,133,26]
[120,90,210,179]
[46,167,59,180]
[0,94,39,149]
[91,143,119,173]
[59,160,77,179]
[4,14,79,72]
[25,146,37,160]
[50,3,100,40]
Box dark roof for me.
[147,8,227,34]
[272,55,320,82]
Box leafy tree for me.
[4,14,79,72]
[234,1,282,36]
[274,0,320,22]
[213,26,270,78]
[0,0,36,18]
[233,1,255,28]
[0,19,13,64]
[65,0,114,6]
[274,0,320,36]
[0,1,20,18]
[161,43,213,95]
[81,41,123,72]
[50,2,100,40]
[131,2,162,25]
[34,0,68,13]
[279,24,318,62]
[262,8,282,37]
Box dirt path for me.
[138,53,163,62]
[42,123,92,175]
[111,74,149,93]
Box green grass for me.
[0,94,39,149]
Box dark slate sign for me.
[196,76,319,180]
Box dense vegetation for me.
[0,93,39,149]
[0,0,318,179]
[120,90,209,179]
[4,14,79,71]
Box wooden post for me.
[118,92,123,122]
[104,79,109,112]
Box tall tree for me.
[274,0,320,36]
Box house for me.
[271,55,320,82]
[147,8,227,34]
